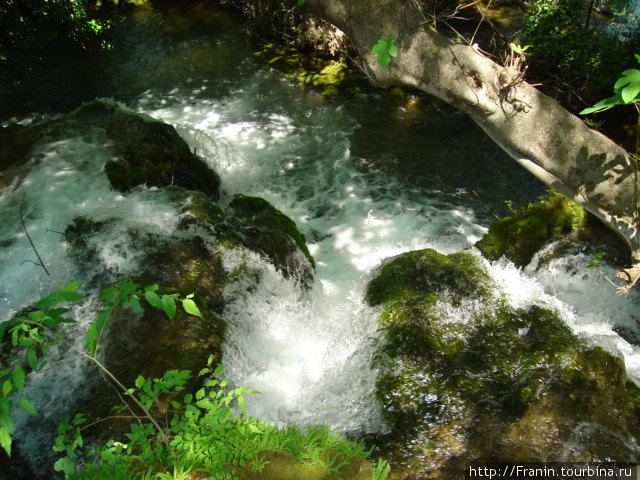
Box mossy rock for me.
[366,248,640,478]
[365,248,491,307]
[158,188,316,284]
[0,100,221,199]
[475,191,586,267]
[227,194,316,283]
[66,100,220,197]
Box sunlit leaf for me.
[144,290,162,309]
[18,399,36,416]
[12,366,25,393]
[0,428,11,456]
[238,395,246,415]
[161,295,176,320]
[181,298,202,318]
[60,282,82,292]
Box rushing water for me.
[2,2,640,476]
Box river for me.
[2,3,640,477]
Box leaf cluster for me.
[581,54,640,114]
[371,35,398,67]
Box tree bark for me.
[306,0,640,262]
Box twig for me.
[20,192,49,276]
[471,189,501,220]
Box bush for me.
[0,0,109,62]
[522,0,640,103]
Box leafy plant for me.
[587,252,605,269]
[580,54,640,114]
[0,281,201,457]
[372,34,398,67]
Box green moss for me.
[365,249,491,307]
[475,191,586,267]
[229,195,316,270]
[254,43,370,95]
[367,248,640,477]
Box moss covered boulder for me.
[69,99,221,197]
[475,191,586,267]
[0,99,221,198]
[366,248,640,479]
[161,188,316,284]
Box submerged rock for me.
[475,191,586,267]
[70,100,221,197]
[366,248,640,478]
[0,99,221,198]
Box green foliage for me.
[587,252,605,268]
[0,281,203,458]
[371,35,398,67]
[0,0,111,62]
[581,54,640,114]
[522,0,640,98]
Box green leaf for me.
[238,395,246,415]
[59,291,84,302]
[2,380,11,397]
[27,349,37,371]
[135,375,145,389]
[12,366,25,393]
[579,93,623,115]
[60,282,82,292]
[129,296,143,315]
[298,0,304,5]
[99,286,116,303]
[0,322,8,343]
[195,388,205,400]
[184,393,193,403]
[54,457,74,475]
[181,299,202,318]
[170,401,180,409]
[145,284,159,292]
[161,295,176,320]
[85,323,98,356]
[0,427,11,456]
[144,290,162,309]
[371,34,398,67]
[214,364,224,376]
[247,424,262,434]
[18,399,36,416]
[622,82,640,103]
[119,282,139,293]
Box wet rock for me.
[68,99,221,197]
[227,194,315,284]
[366,248,640,479]
[0,99,221,198]
[159,188,315,283]
[475,191,586,267]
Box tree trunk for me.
[306,0,640,263]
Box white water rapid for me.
[2,6,640,477]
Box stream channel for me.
[2,3,640,478]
